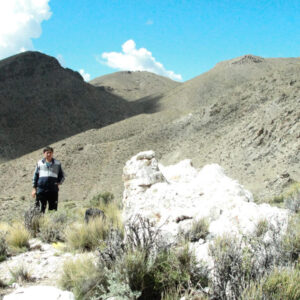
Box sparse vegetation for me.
[0,278,7,288]
[88,192,123,231]
[65,217,110,251]
[282,215,300,263]
[89,192,116,208]
[241,266,300,300]
[59,257,104,300]
[99,216,208,300]
[254,219,269,237]
[9,265,34,283]
[284,182,300,213]
[38,210,72,243]
[267,182,300,210]
[24,205,42,237]
[183,218,210,242]
[6,222,30,253]
[60,216,208,299]
[0,232,8,262]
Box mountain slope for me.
[90,70,181,101]
[0,51,137,162]
[0,54,299,221]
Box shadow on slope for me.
[0,52,165,162]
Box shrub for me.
[9,265,34,283]
[38,210,72,243]
[0,232,8,262]
[209,235,248,299]
[282,215,300,263]
[102,202,123,231]
[254,219,269,237]
[161,287,209,300]
[6,222,30,253]
[65,217,110,251]
[121,246,208,300]
[89,192,115,208]
[268,182,300,210]
[60,215,209,299]
[0,278,7,288]
[284,183,300,213]
[88,192,123,233]
[242,266,300,300]
[59,257,104,300]
[95,269,141,300]
[185,218,210,242]
[97,216,208,300]
[24,205,42,236]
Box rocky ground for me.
[0,239,94,299]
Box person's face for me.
[44,150,53,161]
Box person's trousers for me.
[36,191,58,213]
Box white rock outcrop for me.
[122,151,289,264]
[3,286,74,300]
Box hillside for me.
[90,70,181,101]
[0,51,138,162]
[0,54,299,221]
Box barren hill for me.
[90,70,181,101]
[0,51,137,162]
[0,54,299,221]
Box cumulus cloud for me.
[0,0,52,59]
[79,69,91,82]
[101,40,182,81]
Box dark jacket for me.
[32,158,65,194]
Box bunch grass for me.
[6,222,30,253]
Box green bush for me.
[242,266,300,300]
[97,267,141,300]
[120,245,208,300]
[60,216,208,299]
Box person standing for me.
[32,146,65,213]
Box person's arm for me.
[57,164,65,185]
[32,164,39,198]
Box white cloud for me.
[0,0,52,59]
[79,69,91,82]
[146,19,154,25]
[101,40,182,81]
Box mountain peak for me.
[232,54,264,65]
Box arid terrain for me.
[0,52,299,221]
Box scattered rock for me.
[3,286,74,300]
[84,208,106,223]
[122,151,289,266]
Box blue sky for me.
[0,0,299,81]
